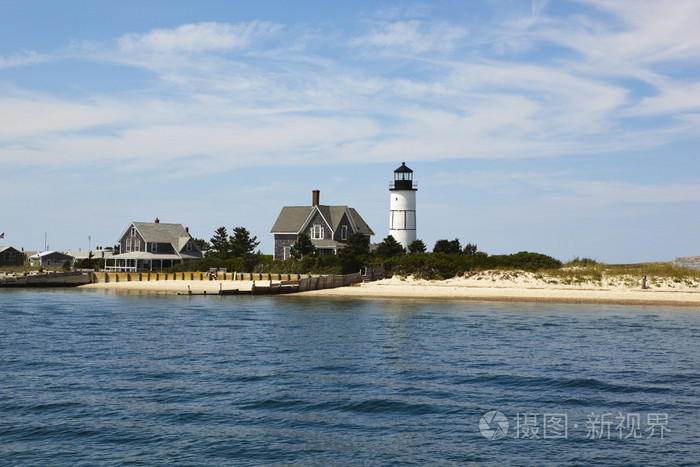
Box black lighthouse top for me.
[391,162,416,191]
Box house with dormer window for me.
[109,218,203,271]
[270,190,374,260]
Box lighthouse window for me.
[311,224,324,240]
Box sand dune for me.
[301,272,700,306]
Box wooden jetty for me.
[0,272,92,288]
[178,285,246,296]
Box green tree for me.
[433,238,461,254]
[192,237,211,252]
[375,235,405,258]
[210,226,231,259]
[229,226,260,258]
[407,239,427,254]
[337,232,370,273]
[290,233,316,259]
[463,243,478,255]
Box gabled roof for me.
[270,207,313,233]
[347,207,374,235]
[130,222,189,244]
[271,205,374,236]
[119,221,200,254]
[0,246,20,254]
[29,251,73,259]
[67,249,114,259]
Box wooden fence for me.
[92,271,307,283]
[91,268,379,295]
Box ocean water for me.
[0,289,698,466]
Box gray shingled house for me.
[110,218,203,272]
[270,190,374,260]
[0,246,25,266]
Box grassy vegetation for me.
[539,259,699,287]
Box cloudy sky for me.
[1,0,698,263]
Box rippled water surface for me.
[1,289,699,465]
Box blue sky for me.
[1,0,699,263]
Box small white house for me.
[29,251,74,267]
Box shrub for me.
[407,239,427,254]
[375,235,405,258]
[433,238,461,254]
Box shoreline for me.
[77,276,700,307]
[301,274,700,307]
[301,284,700,307]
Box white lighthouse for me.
[389,162,417,249]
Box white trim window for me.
[135,239,140,251]
[341,225,348,241]
[151,243,157,252]
[283,246,291,260]
[126,239,131,252]
[311,224,324,240]
[186,242,192,251]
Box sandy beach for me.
[78,271,700,306]
[303,272,700,306]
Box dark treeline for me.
[167,232,562,280]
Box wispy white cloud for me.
[2,4,699,175]
[117,21,282,54]
[528,0,700,71]
[0,51,46,69]
[352,20,467,54]
[629,81,700,116]
[0,95,126,139]
[568,180,700,204]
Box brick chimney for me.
[312,190,320,207]
[155,218,160,223]
[185,227,189,233]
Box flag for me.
[0,233,4,239]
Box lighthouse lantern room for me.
[389,162,417,249]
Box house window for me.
[126,239,131,252]
[283,246,290,260]
[311,224,324,240]
[131,227,135,237]
[135,239,140,251]
[151,243,157,252]
[341,225,348,241]
[186,242,192,251]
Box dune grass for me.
[539,258,699,287]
